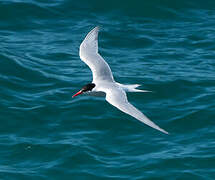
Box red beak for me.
[72,91,83,98]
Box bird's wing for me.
[79,27,114,83]
[105,87,168,134]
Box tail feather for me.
[131,89,152,92]
[117,83,151,93]
[125,84,141,89]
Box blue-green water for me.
[1,0,215,179]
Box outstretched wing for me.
[105,87,168,134]
[79,27,114,83]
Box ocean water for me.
[0,0,215,179]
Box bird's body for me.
[73,27,168,134]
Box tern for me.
[73,27,168,134]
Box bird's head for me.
[72,83,95,98]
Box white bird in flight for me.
[73,27,168,134]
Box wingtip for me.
[153,123,169,135]
[80,26,101,54]
[89,26,100,35]
[83,26,100,42]
[94,26,100,31]
[159,128,169,135]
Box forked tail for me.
[117,83,151,92]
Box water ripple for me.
[0,0,215,179]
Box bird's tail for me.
[117,83,151,92]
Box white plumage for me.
[77,26,168,134]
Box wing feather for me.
[79,27,114,82]
[105,87,168,134]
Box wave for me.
[1,0,215,23]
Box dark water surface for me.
[0,0,215,179]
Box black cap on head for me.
[81,83,95,92]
